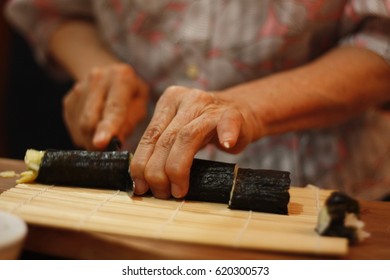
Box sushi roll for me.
[316,191,370,244]
[228,167,291,214]
[18,149,292,215]
[18,149,132,191]
[185,158,236,204]
[186,159,291,215]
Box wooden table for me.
[1,157,389,260]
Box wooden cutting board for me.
[0,183,348,256]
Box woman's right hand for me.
[130,86,256,199]
[63,63,149,150]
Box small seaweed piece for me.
[316,191,369,244]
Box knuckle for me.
[90,67,104,78]
[129,159,142,172]
[162,85,186,99]
[156,131,177,150]
[177,125,198,144]
[106,100,127,116]
[165,162,182,181]
[144,170,164,184]
[191,89,215,104]
[72,82,84,94]
[112,64,134,81]
[144,168,168,189]
[140,125,164,145]
[165,85,184,93]
[106,99,123,113]
[129,160,146,178]
[221,108,240,124]
[88,67,105,83]
[232,110,245,125]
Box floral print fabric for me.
[5,0,390,199]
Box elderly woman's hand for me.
[63,63,149,150]
[130,86,256,199]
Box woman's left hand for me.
[130,86,256,199]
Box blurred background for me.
[0,2,75,159]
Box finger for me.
[119,79,150,138]
[130,105,177,195]
[166,114,219,198]
[63,81,89,148]
[144,113,190,199]
[81,69,110,149]
[130,87,184,195]
[92,68,133,149]
[144,91,214,198]
[216,108,243,150]
[139,88,218,198]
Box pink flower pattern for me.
[5,0,390,199]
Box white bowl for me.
[0,211,28,259]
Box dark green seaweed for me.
[36,150,132,191]
[185,158,236,204]
[228,168,290,215]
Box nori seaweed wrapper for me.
[185,158,236,203]
[229,168,290,214]
[36,150,132,191]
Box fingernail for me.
[134,179,149,194]
[223,141,230,149]
[171,184,184,198]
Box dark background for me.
[0,2,75,159]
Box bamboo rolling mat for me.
[0,183,348,256]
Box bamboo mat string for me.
[76,189,120,230]
[315,186,321,215]
[155,200,185,239]
[10,184,53,213]
[234,210,252,247]
[314,185,321,253]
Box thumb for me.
[216,108,243,150]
